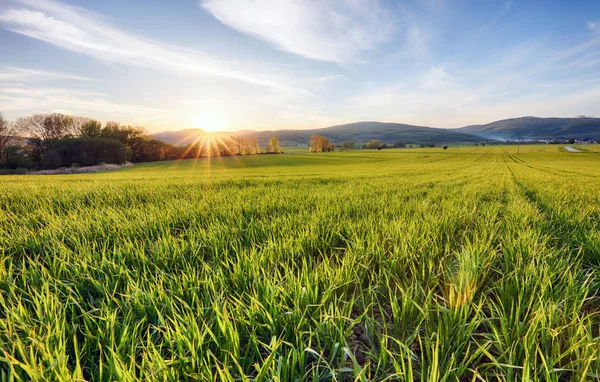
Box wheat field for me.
[1,146,599,381]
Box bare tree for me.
[0,112,21,164]
[14,113,74,142]
[43,113,75,139]
[72,116,93,137]
[14,114,46,141]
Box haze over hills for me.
[153,117,600,147]
[453,117,600,140]
[153,122,487,147]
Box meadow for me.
[0,145,599,381]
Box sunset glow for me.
[191,115,228,132]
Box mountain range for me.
[152,117,600,147]
[454,117,600,140]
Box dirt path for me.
[564,146,581,153]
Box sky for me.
[1,0,600,133]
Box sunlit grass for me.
[0,145,599,380]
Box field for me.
[1,146,599,381]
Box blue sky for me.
[1,0,599,132]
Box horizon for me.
[153,115,599,135]
[1,0,600,133]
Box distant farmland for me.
[1,146,599,380]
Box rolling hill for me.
[153,121,486,147]
[454,117,600,140]
[153,117,600,147]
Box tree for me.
[0,112,21,165]
[14,114,46,141]
[79,119,102,138]
[247,138,260,154]
[340,141,355,150]
[229,136,247,155]
[267,137,281,153]
[309,135,320,152]
[443,145,448,150]
[128,137,166,162]
[366,139,381,149]
[309,135,334,152]
[101,122,146,144]
[2,145,32,169]
[394,142,406,148]
[43,113,75,140]
[48,137,131,166]
[13,113,75,159]
[13,114,46,161]
[42,150,63,169]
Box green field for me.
[1,146,599,380]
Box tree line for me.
[0,112,282,171]
[309,136,440,152]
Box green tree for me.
[101,122,146,144]
[79,119,103,138]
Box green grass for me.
[1,146,599,381]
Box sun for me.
[191,115,228,132]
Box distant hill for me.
[153,121,485,147]
[153,117,600,147]
[454,117,600,140]
[151,128,208,146]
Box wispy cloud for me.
[0,64,91,82]
[0,85,162,117]
[0,0,304,92]
[0,64,163,122]
[201,0,395,63]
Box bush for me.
[0,168,29,175]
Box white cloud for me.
[0,85,163,119]
[0,65,92,82]
[0,0,304,92]
[201,0,395,63]
[0,63,163,123]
